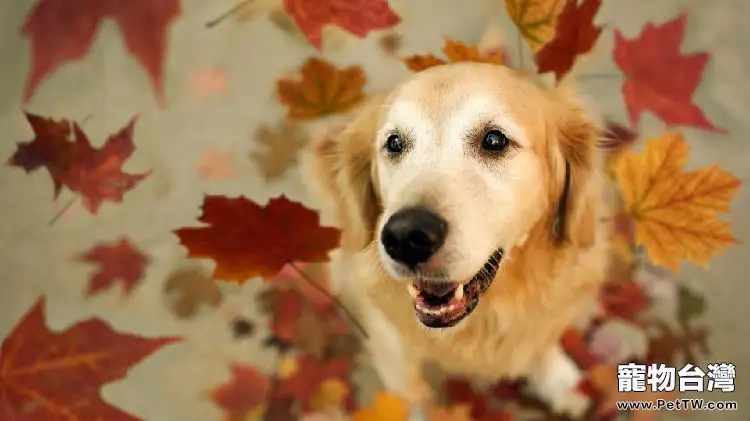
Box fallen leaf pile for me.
[2,1,742,421]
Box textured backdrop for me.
[0,0,748,421]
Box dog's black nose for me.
[381,208,447,268]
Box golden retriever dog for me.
[302,62,611,418]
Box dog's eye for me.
[481,130,509,152]
[385,134,404,154]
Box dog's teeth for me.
[407,284,420,299]
[454,286,464,300]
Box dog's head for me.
[309,63,599,330]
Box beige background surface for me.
[0,0,748,420]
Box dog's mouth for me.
[406,248,503,328]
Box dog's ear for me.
[305,96,384,251]
[552,96,600,249]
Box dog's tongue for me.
[414,279,457,297]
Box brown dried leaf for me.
[378,33,403,56]
[251,121,309,181]
[163,266,223,319]
[293,303,333,360]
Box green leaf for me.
[677,285,706,322]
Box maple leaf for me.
[188,67,227,99]
[251,121,309,182]
[283,0,400,50]
[402,37,506,72]
[644,320,709,366]
[8,112,76,196]
[275,356,356,413]
[505,0,565,52]
[258,271,350,356]
[57,118,150,214]
[163,266,223,319]
[598,280,649,322]
[378,33,403,56]
[210,364,272,421]
[174,195,341,282]
[78,237,150,296]
[428,404,476,421]
[351,392,408,421]
[196,149,237,181]
[0,297,179,421]
[613,13,727,133]
[613,132,741,272]
[277,58,366,120]
[443,378,512,421]
[21,0,180,105]
[560,329,599,370]
[535,0,602,82]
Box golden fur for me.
[302,63,611,417]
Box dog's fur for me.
[302,63,611,417]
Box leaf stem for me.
[48,195,78,226]
[48,114,92,227]
[287,261,369,339]
[205,0,255,28]
[516,30,524,70]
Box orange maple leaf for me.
[402,37,506,72]
[0,297,179,421]
[276,58,366,120]
[196,149,237,180]
[351,392,409,421]
[188,67,227,99]
[535,0,603,81]
[174,195,341,283]
[613,132,741,272]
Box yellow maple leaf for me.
[309,378,349,411]
[276,58,366,120]
[402,37,506,72]
[505,0,565,52]
[351,392,409,421]
[613,132,741,272]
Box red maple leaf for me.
[8,112,75,196]
[57,118,150,214]
[283,0,401,50]
[274,356,356,412]
[210,364,271,419]
[0,297,180,421]
[174,195,341,283]
[613,13,727,134]
[21,0,181,105]
[535,0,602,81]
[263,281,347,343]
[444,378,489,420]
[599,280,649,322]
[560,329,599,370]
[78,237,150,296]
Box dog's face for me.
[314,63,598,330]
